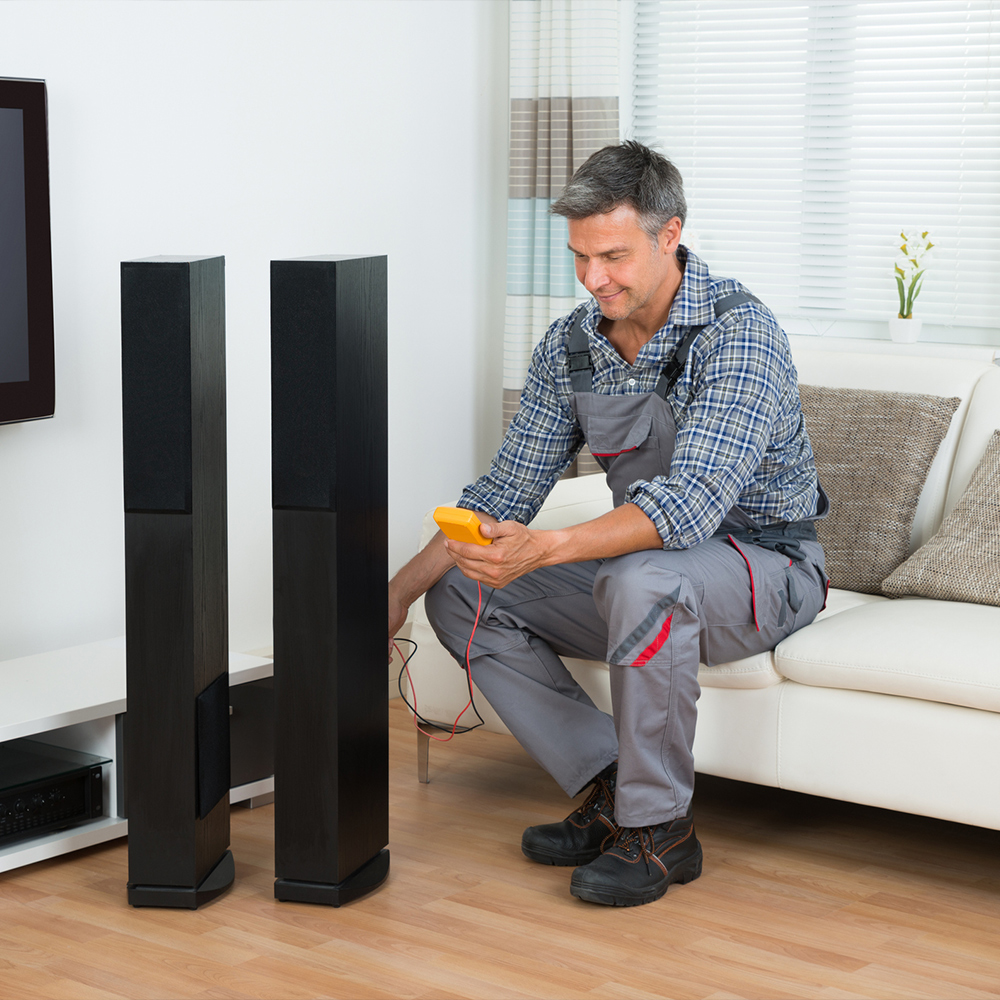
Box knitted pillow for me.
[881,429,1000,606]
[798,385,960,595]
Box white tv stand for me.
[0,637,273,874]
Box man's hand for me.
[443,520,553,589]
[444,504,663,590]
[387,525,468,663]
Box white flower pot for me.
[889,317,922,344]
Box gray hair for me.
[550,141,687,242]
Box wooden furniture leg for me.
[417,726,430,784]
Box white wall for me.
[0,0,508,661]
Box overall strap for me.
[652,324,704,400]
[567,310,594,392]
[652,290,763,400]
[713,291,762,316]
[567,291,763,397]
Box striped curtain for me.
[504,0,620,475]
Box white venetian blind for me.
[633,0,1000,337]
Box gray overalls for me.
[425,295,828,827]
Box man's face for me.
[567,205,681,322]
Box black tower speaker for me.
[271,255,389,906]
[121,255,234,909]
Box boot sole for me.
[569,845,703,906]
[521,840,602,867]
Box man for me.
[388,141,828,907]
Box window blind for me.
[633,0,1000,337]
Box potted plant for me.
[890,229,933,343]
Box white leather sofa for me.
[400,344,1000,831]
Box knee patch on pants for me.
[594,556,700,668]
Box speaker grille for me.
[121,261,193,513]
[270,261,338,510]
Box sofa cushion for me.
[943,366,1000,513]
[774,598,1000,712]
[698,589,892,690]
[791,350,993,553]
[562,652,784,690]
[799,385,959,595]
[814,587,889,622]
[882,429,1000,607]
[700,589,891,689]
[698,651,782,689]
[529,472,615,530]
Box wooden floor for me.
[3,700,1000,999]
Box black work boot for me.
[521,762,618,866]
[569,812,702,906]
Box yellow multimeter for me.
[433,506,492,546]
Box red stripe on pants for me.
[726,534,760,632]
[632,613,673,667]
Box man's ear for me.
[659,217,683,255]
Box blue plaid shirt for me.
[459,248,821,549]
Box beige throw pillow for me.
[799,385,960,595]
[881,429,1000,606]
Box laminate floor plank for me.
[308,912,599,999]
[29,977,117,1000]
[817,961,994,1000]
[859,935,1000,991]
[22,927,297,1000]
[0,965,94,1000]
[234,914,520,1000]
[235,954,403,1000]
[211,926,429,999]
[0,700,998,999]
[585,983,686,1000]
[32,899,266,967]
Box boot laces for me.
[612,826,657,867]
[577,774,612,821]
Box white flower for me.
[899,229,933,259]
[893,228,933,318]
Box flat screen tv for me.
[0,77,53,424]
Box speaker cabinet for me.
[121,255,233,909]
[271,255,389,906]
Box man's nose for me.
[584,260,610,291]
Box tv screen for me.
[0,77,53,424]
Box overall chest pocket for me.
[585,412,653,461]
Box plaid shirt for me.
[459,248,821,549]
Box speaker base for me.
[127,849,235,909]
[274,848,389,907]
